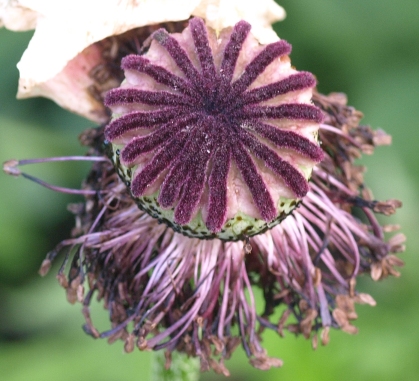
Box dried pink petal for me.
[0,0,285,121]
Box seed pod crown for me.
[105,18,324,240]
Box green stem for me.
[151,351,200,381]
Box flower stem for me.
[151,351,200,381]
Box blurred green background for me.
[1,1,418,380]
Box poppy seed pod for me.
[104,18,324,240]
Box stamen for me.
[3,156,109,195]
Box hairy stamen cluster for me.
[105,18,324,240]
[36,91,404,372]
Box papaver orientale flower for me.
[2,0,405,375]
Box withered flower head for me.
[2,3,405,376]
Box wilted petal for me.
[0,0,285,122]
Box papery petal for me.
[192,0,285,44]
[0,0,39,30]
[1,0,285,122]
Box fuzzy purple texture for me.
[105,18,324,232]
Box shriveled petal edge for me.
[2,0,285,121]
